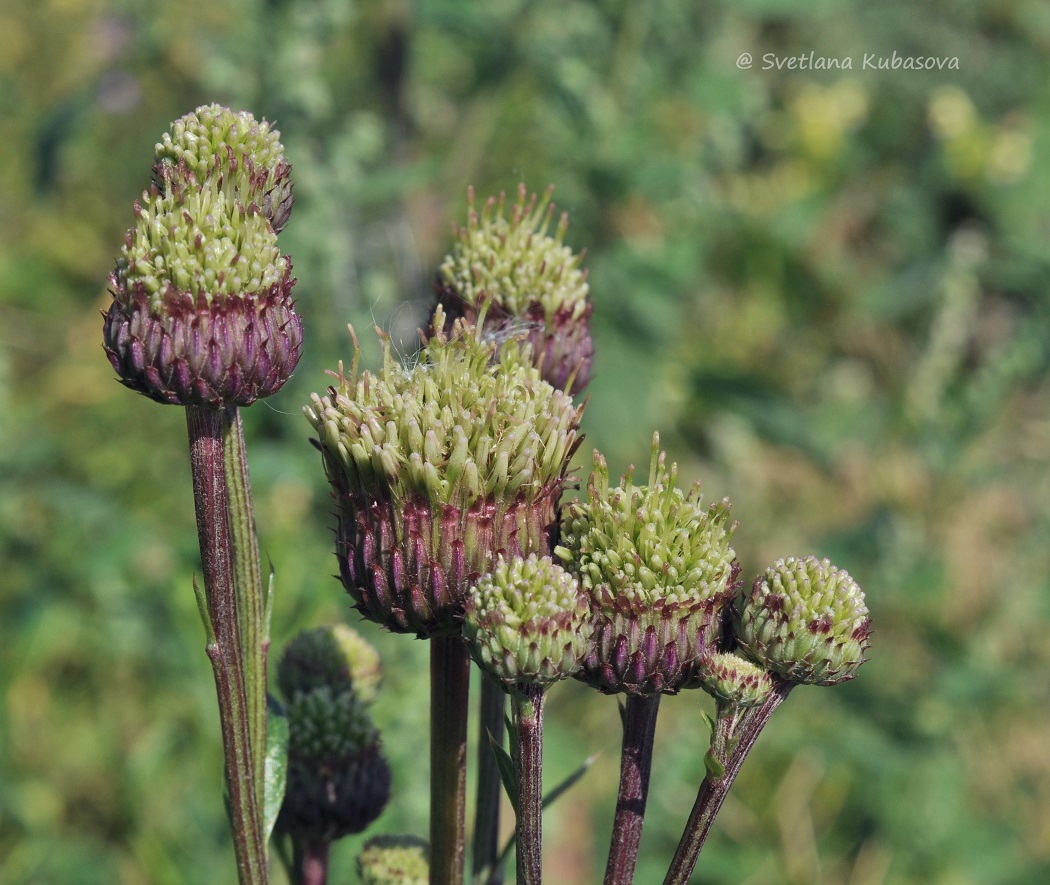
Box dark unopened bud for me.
[736,556,872,686]
[305,308,583,637]
[435,184,593,394]
[103,184,301,407]
[277,624,382,705]
[557,435,738,695]
[464,554,593,688]
[357,834,430,885]
[153,103,294,232]
[277,686,391,841]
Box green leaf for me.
[703,748,725,779]
[487,728,518,814]
[541,753,598,810]
[263,695,289,841]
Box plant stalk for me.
[431,635,472,885]
[512,684,545,885]
[474,675,507,885]
[223,405,269,810]
[186,405,266,885]
[604,694,661,885]
[662,680,794,885]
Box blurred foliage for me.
[3,0,1050,883]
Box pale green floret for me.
[556,435,736,610]
[697,651,774,708]
[116,187,283,310]
[358,834,430,885]
[287,686,377,762]
[154,104,285,200]
[439,183,589,320]
[739,555,871,686]
[464,555,592,686]
[304,307,581,508]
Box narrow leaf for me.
[263,695,290,841]
[487,728,518,814]
[541,753,598,810]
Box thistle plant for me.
[555,437,738,885]
[102,104,302,885]
[463,555,593,884]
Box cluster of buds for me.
[103,104,301,408]
[305,308,584,636]
[357,834,430,885]
[557,437,739,696]
[275,625,391,843]
[435,184,593,394]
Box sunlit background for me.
[3,1,1050,882]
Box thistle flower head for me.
[153,103,293,232]
[305,308,584,635]
[736,556,872,686]
[358,835,430,885]
[277,686,391,841]
[103,107,301,408]
[277,624,382,705]
[464,554,593,688]
[696,651,774,708]
[557,434,738,694]
[435,184,594,394]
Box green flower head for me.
[358,834,430,885]
[435,184,594,394]
[305,308,584,635]
[696,651,774,709]
[736,556,872,686]
[153,103,293,231]
[557,434,738,695]
[464,554,593,688]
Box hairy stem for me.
[223,406,268,810]
[512,685,545,885]
[474,675,507,885]
[186,406,266,885]
[663,680,794,885]
[431,635,471,885]
[604,694,661,885]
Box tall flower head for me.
[435,184,593,395]
[557,435,738,695]
[736,555,872,686]
[464,554,593,689]
[103,106,301,408]
[153,103,294,232]
[305,308,584,636]
[278,624,383,706]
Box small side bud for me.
[357,834,430,885]
[695,651,774,708]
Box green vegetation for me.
[2,1,1049,882]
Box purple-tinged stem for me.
[604,694,661,885]
[512,684,546,885]
[663,680,794,885]
[431,635,471,885]
[474,675,507,885]
[186,405,266,885]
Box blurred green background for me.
[3,0,1050,882]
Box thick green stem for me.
[223,406,269,810]
[662,681,794,885]
[512,685,545,885]
[473,675,507,885]
[431,635,471,885]
[186,406,266,885]
[604,694,661,885]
